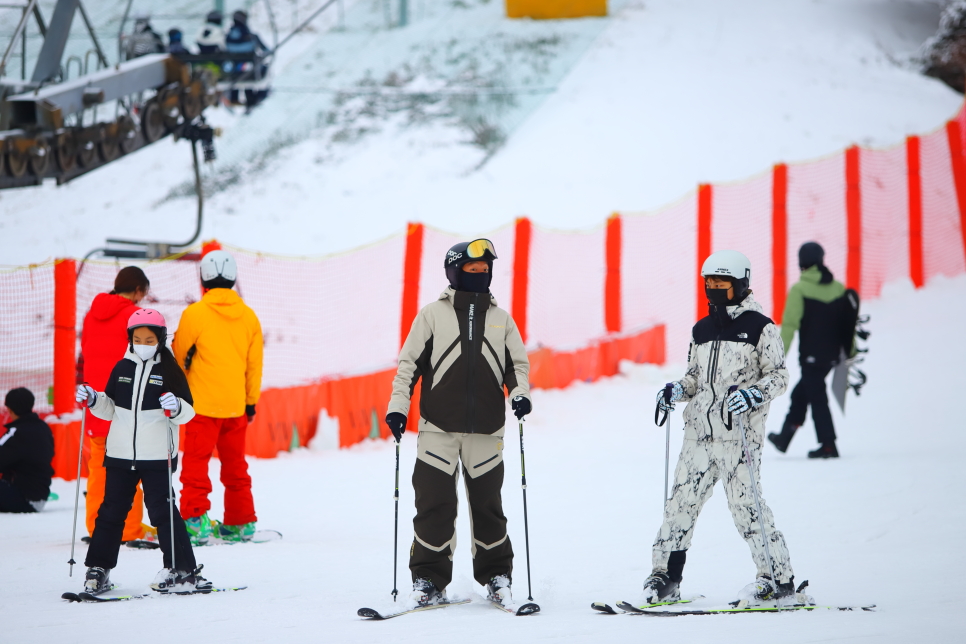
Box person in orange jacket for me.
[79,266,155,543]
[173,250,263,544]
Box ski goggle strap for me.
[466,239,497,260]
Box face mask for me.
[133,344,158,362]
[705,287,732,306]
[459,271,491,294]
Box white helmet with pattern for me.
[200,249,237,286]
[701,250,751,296]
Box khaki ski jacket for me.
[389,288,531,436]
[676,293,788,442]
[90,349,195,470]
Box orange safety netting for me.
[3,103,966,478]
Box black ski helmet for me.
[799,242,825,270]
[444,239,497,290]
[206,10,223,25]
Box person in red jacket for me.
[80,266,153,543]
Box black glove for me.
[386,412,407,442]
[511,396,531,420]
[245,404,256,423]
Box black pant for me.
[784,364,836,445]
[86,467,196,571]
[0,479,36,513]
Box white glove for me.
[159,392,180,415]
[726,387,764,415]
[75,385,96,407]
[656,382,684,412]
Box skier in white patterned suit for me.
[643,250,798,605]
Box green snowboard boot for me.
[214,520,256,543]
[185,512,213,546]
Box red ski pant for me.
[179,414,257,525]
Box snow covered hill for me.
[0,0,960,265]
[3,274,964,642]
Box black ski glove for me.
[511,396,531,420]
[246,404,256,423]
[386,412,407,442]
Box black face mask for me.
[705,287,732,306]
[458,271,491,294]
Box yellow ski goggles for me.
[466,238,498,260]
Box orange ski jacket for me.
[172,288,263,419]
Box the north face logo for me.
[738,333,748,339]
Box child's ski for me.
[488,599,540,615]
[636,603,876,616]
[67,587,247,602]
[614,597,703,613]
[357,598,471,620]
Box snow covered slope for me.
[4,274,964,642]
[0,0,960,265]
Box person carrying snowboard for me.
[768,242,847,459]
[386,239,532,607]
[644,250,797,606]
[173,249,263,544]
[75,309,211,595]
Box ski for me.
[635,603,877,616]
[69,587,247,603]
[488,599,540,616]
[357,598,471,620]
[591,602,618,614]
[614,597,702,614]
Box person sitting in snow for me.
[0,388,54,513]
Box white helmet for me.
[200,249,237,285]
[701,250,751,295]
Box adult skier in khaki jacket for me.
[386,239,531,608]
[643,250,799,607]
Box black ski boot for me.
[83,566,112,595]
[808,442,839,459]
[486,574,512,605]
[409,577,443,606]
[642,550,686,604]
[768,420,799,453]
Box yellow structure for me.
[506,0,607,19]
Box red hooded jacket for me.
[81,293,139,438]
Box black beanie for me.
[798,242,825,270]
[5,387,34,417]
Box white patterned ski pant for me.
[652,437,794,583]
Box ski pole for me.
[68,405,87,577]
[165,409,177,573]
[729,386,781,609]
[518,418,534,602]
[662,384,673,510]
[392,437,400,602]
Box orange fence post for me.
[512,217,532,344]
[771,164,788,322]
[400,223,424,348]
[906,136,924,289]
[604,213,622,334]
[696,184,713,320]
[946,120,966,267]
[53,259,76,415]
[845,146,862,292]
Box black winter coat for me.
[0,412,54,502]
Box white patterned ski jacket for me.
[676,293,788,442]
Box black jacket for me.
[0,412,54,502]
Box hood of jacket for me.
[202,288,246,320]
[438,286,499,308]
[89,293,136,322]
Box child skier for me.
[386,239,532,607]
[75,309,211,595]
[644,250,797,605]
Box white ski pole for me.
[730,387,781,608]
[166,410,177,572]
[662,384,672,509]
[68,406,87,577]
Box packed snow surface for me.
[0,0,960,265]
[3,275,964,641]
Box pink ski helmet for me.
[127,308,168,349]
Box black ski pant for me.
[410,431,513,591]
[0,479,36,513]
[783,364,836,446]
[86,466,196,572]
